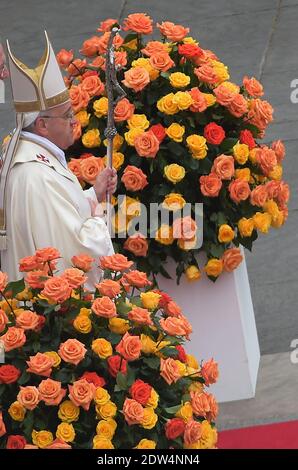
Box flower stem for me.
[0,289,15,315]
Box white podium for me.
[156,249,260,403]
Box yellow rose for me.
[189,381,204,393]
[92,338,113,359]
[162,193,186,211]
[203,93,216,107]
[157,93,179,115]
[93,97,108,117]
[32,430,54,448]
[175,402,193,422]
[96,401,117,420]
[8,401,26,422]
[141,334,158,354]
[94,387,111,406]
[238,217,254,238]
[112,212,129,235]
[253,212,272,233]
[178,237,198,250]
[155,224,174,245]
[172,91,193,110]
[82,128,101,148]
[79,307,91,317]
[146,388,159,409]
[73,314,92,334]
[134,439,157,449]
[123,38,138,51]
[13,308,25,317]
[140,292,161,310]
[0,299,18,313]
[56,422,75,443]
[15,288,33,301]
[75,109,90,127]
[127,113,150,130]
[120,196,141,219]
[109,317,130,335]
[132,57,159,80]
[169,72,191,88]
[165,123,185,142]
[96,419,117,439]
[183,36,199,45]
[249,148,258,164]
[186,354,199,369]
[164,163,185,184]
[218,224,235,243]
[124,127,143,146]
[233,142,249,165]
[58,401,80,423]
[269,164,283,181]
[186,135,208,159]
[44,351,61,368]
[204,259,223,277]
[104,152,124,171]
[185,265,201,282]
[93,435,114,449]
[175,360,187,376]
[141,407,158,429]
[103,133,124,151]
[235,168,251,182]
[185,420,217,449]
[210,60,230,83]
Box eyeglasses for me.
[42,110,76,121]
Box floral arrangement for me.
[0,247,218,449]
[57,13,290,283]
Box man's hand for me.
[93,167,117,203]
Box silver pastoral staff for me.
[104,26,126,235]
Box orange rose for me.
[16,310,39,331]
[58,339,87,365]
[227,94,248,117]
[157,21,189,41]
[128,306,153,326]
[271,140,285,164]
[164,300,182,317]
[41,277,72,304]
[149,52,175,72]
[81,75,104,97]
[134,131,160,158]
[68,158,83,179]
[62,268,87,289]
[222,248,243,272]
[1,327,26,352]
[72,121,82,141]
[265,180,280,200]
[17,386,40,410]
[71,253,94,272]
[247,98,274,131]
[199,174,222,197]
[56,49,74,68]
[95,279,121,298]
[213,82,239,106]
[25,270,49,289]
[277,181,290,208]
[121,165,148,191]
[91,297,117,319]
[123,270,151,288]
[96,32,124,54]
[114,98,135,122]
[100,254,133,271]
[69,85,90,113]
[0,271,8,291]
[116,332,142,361]
[160,358,181,385]
[188,87,208,113]
[172,216,197,241]
[123,13,153,34]
[0,309,9,333]
[97,18,118,32]
[243,76,264,97]
[35,247,60,264]
[38,378,66,406]
[228,179,251,203]
[44,439,72,449]
[256,147,277,176]
[123,398,144,425]
[80,156,104,184]
[211,155,235,180]
[250,185,268,207]
[122,66,150,92]
[26,353,54,377]
[123,234,148,257]
[91,55,106,69]
[68,379,96,411]
[0,411,6,437]
[201,358,219,386]
[160,317,189,336]
[184,420,202,445]
[79,36,102,57]
[194,65,218,84]
[67,58,87,77]
[19,255,43,272]
[141,41,169,57]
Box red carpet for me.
[219,420,298,449]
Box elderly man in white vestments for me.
[0,32,116,288]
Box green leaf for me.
[159,346,178,358]
[165,404,182,414]
[5,278,25,297]
[143,356,160,369]
[220,137,238,153]
[0,384,6,397]
[116,300,132,315]
[160,72,170,79]
[116,372,128,391]
[18,370,30,385]
[159,265,172,279]
[167,141,185,157]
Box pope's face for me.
[37,101,77,150]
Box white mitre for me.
[0,31,70,249]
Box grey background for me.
[0,0,297,355]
